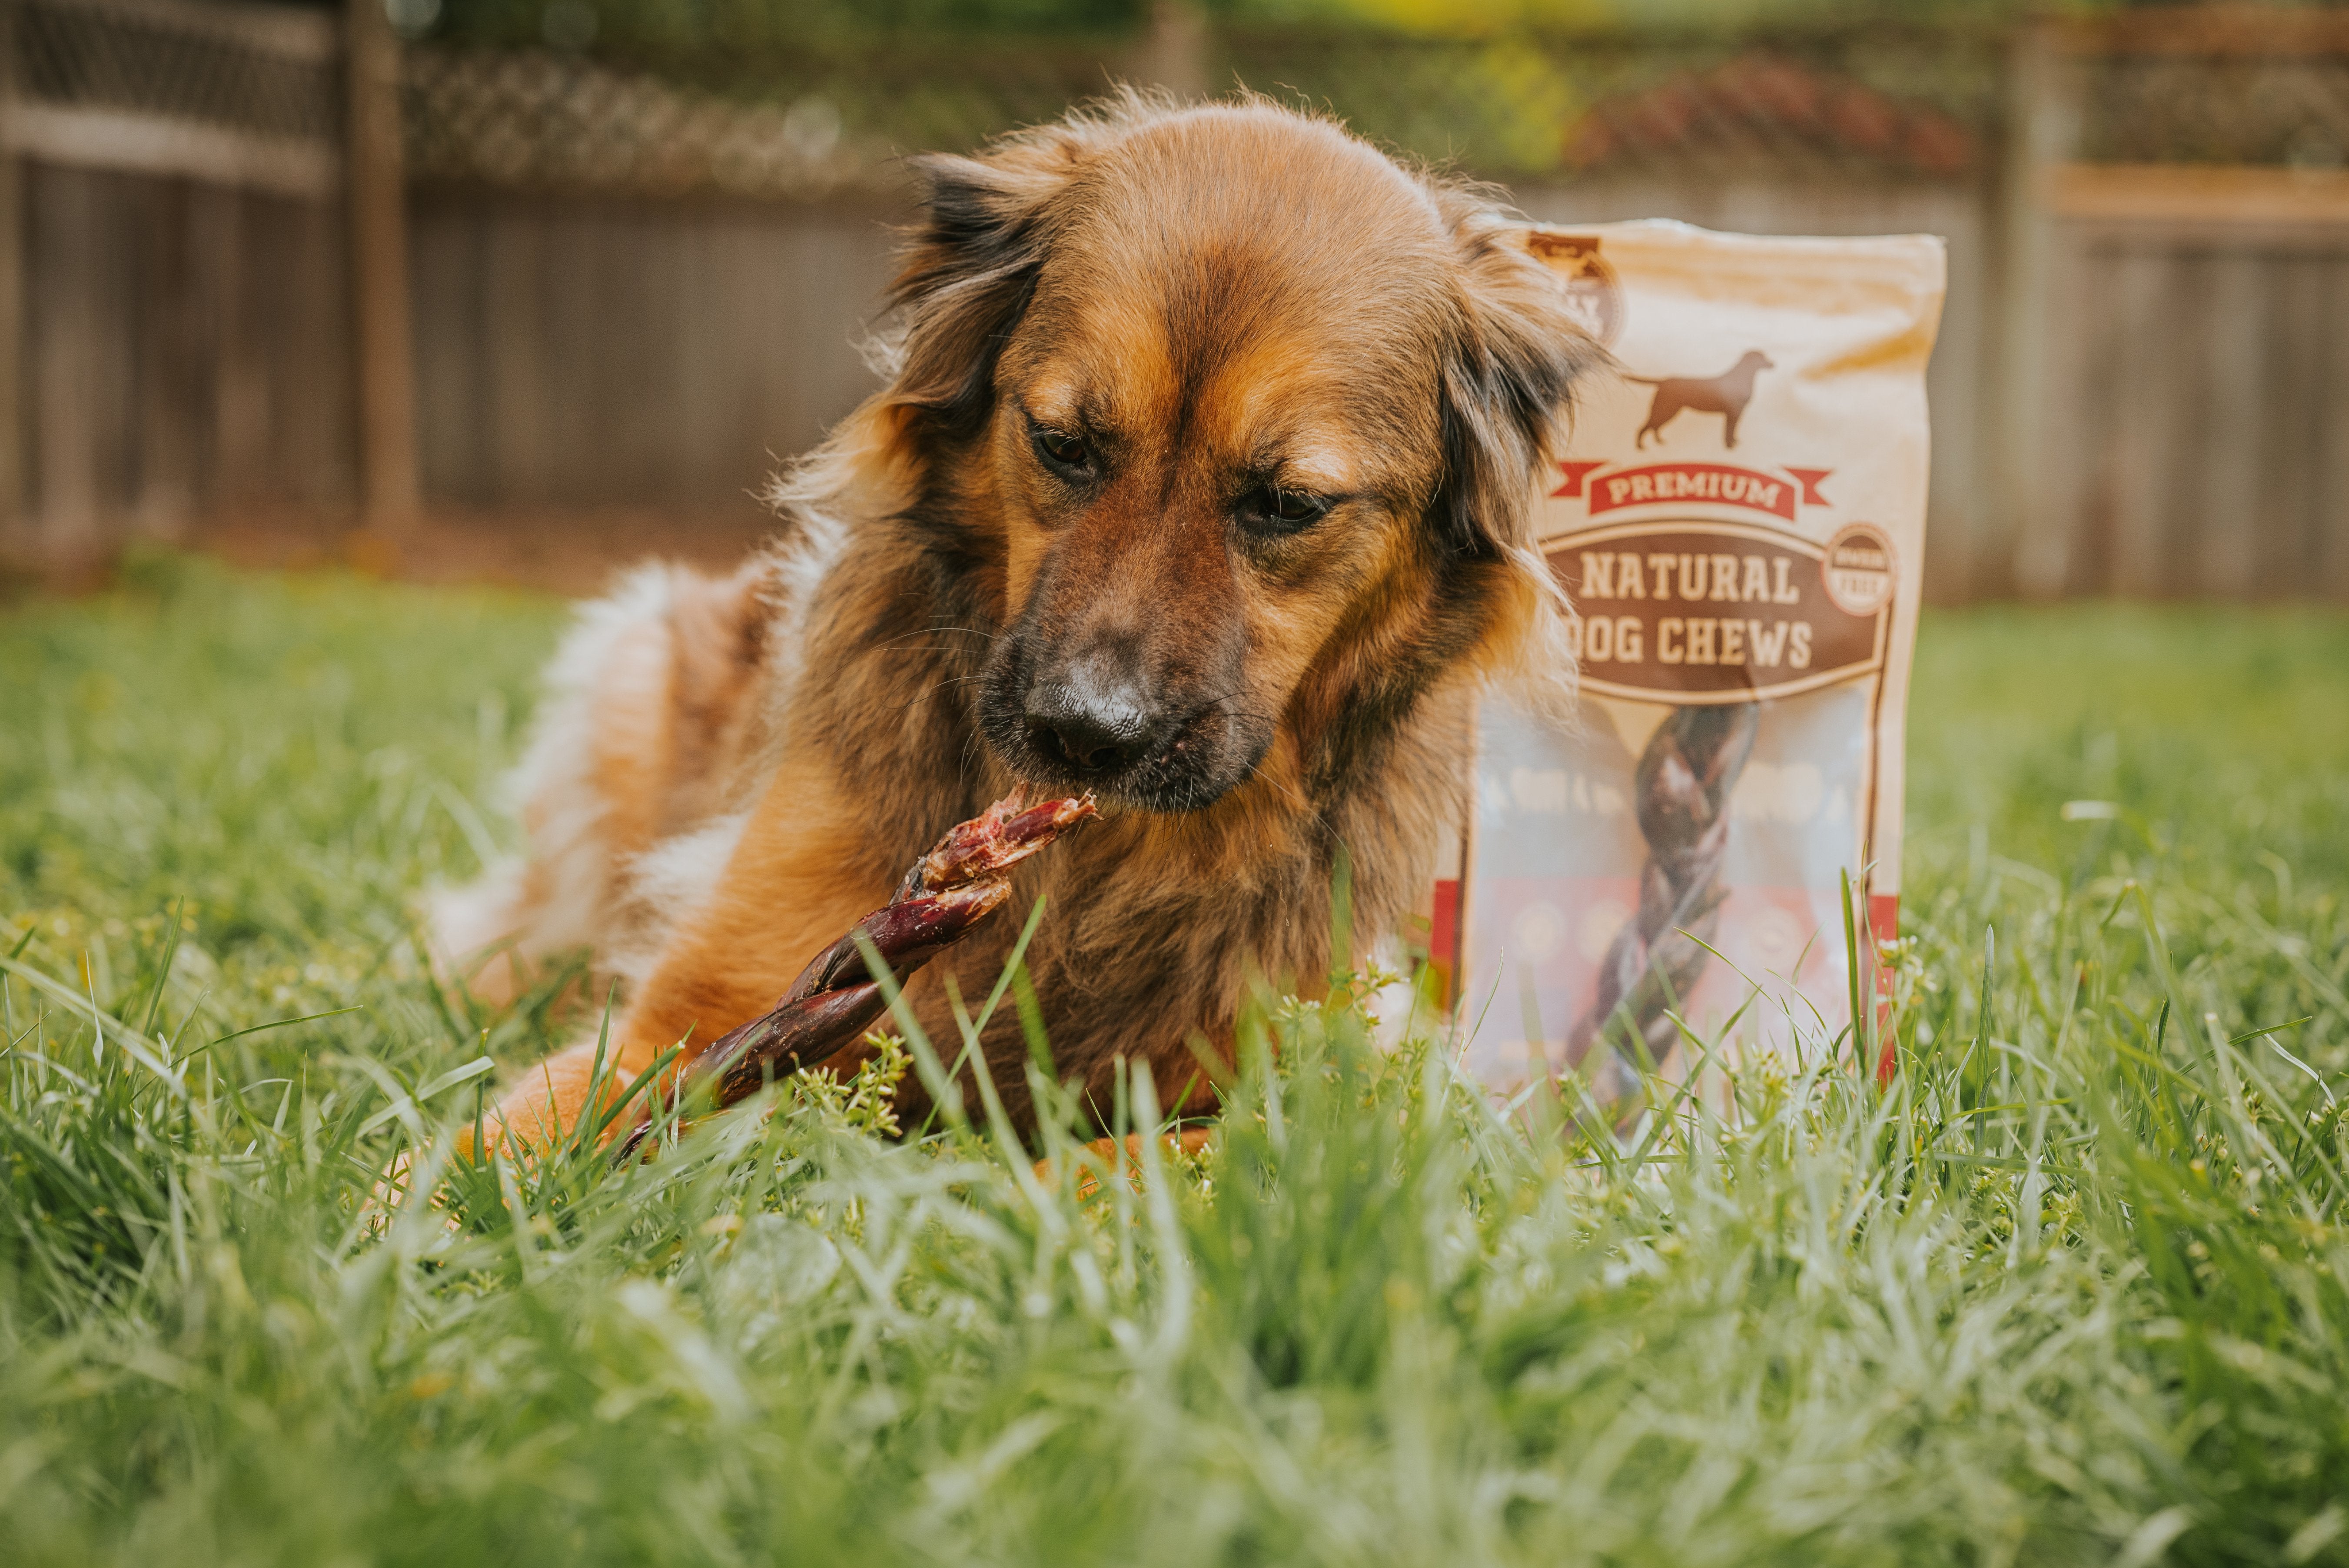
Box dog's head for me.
[873,97,1599,814]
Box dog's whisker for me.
[888,674,987,714]
[867,625,1000,658]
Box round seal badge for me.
[1822,522,1896,615]
[1526,232,1626,346]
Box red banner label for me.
[1551,461,1833,522]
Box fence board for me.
[2326,268,2349,600]
[2260,254,2326,596]
[2027,226,2099,595]
[482,205,545,502]
[28,161,100,558]
[271,191,350,505]
[408,202,475,500]
[132,174,196,527]
[2100,248,2177,596]
[2196,252,2265,600]
[2060,237,2120,596]
[198,180,264,506]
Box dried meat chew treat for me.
[1562,703,1758,1100]
[786,794,1100,1000]
[616,791,1097,1159]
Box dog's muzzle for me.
[980,639,1265,814]
[1021,653,1164,774]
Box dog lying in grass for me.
[431,92,1598,1150]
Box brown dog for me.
[430,94,1598,1149]
[1630,349,1772,448]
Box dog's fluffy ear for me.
[884,114,1126,444]
[1432,205,1606,563]
[1421,200,1606,712]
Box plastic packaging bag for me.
[1454,221,1946,1096]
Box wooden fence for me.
[409,187,894,511]
[2026,191,2349,601]
[0,0,358,571]
[19,164,355,555]
[1,0,2346,602]
[1989,10,2349,603]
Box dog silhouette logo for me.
[1628,350,1774,448]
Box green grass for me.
[3,554,2346,1567]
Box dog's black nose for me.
[1024,661,1160,773]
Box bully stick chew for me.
[1562,702,1757,1099]
[616,791,1097,1158]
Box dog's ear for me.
[1432,207,1607,562]
[884,116,1123,444]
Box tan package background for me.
[1454,220,1946,1096]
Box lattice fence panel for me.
[2081,52,2349,167]
[400,37,1124,199]
[403,47,874,198]
[12,0,337,138]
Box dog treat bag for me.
[1453,220,1945,1093]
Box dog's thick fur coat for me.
[435,95,1598,1146]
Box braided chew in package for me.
[1455,221,1944,1095]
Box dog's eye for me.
[1033,427,1091,475]
[1238,485,1330,536]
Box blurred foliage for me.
[428,0,1149,56]
[399,0,2027,179]
[415,0,2063,56]
[1229,0,2046,36]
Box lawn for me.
[3,553,2347,1567]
